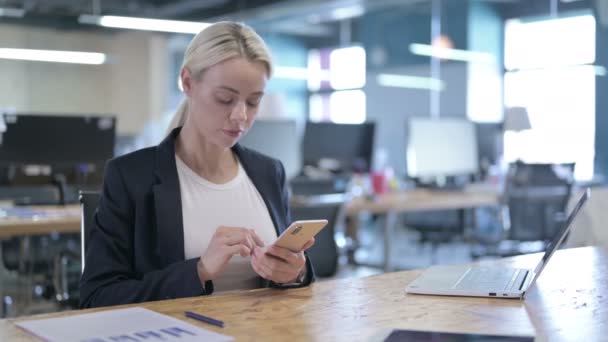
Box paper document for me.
[16,307,234,342]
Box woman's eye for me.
[247,98,261,107]
[217,97,233,105]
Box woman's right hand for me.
[196,226,264,284]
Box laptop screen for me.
[529,188,590,286]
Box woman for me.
[80,22,315,308]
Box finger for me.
[215,226,242,238]
[256,248,297,274]
[253,253,294,282]
[223,230,254,249]
[249,229,265,247]
[244,234,256,252]
[228,244,251,257]
[251,251,271,278]
[250,253,270,279]
[266,245,300,265]
[240,248,251,257]
[253,246,267,261]
[301,237,315,251]
[218,227,263,250]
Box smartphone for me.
[273,219,328,252]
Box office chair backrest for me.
[79,190,100,272]
[290,194,348,277]
[0,185,60,205]
[505,163,574,241]
[508,162,574,186]
[290,176,349,196]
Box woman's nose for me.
[230,101,247,122]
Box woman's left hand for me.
[251,238,315,284]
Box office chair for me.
[78,191,101,272]
[289,176,349,196]
[50,191,100,308]
[473,162,574,258]
[0,231,83,315]
[402,209,468,264]
[1,236,56,298]
[290,193,348,278]
[505,163,574,242]
[0,186,74,316]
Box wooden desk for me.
[346,186,501,271]
[1,246,605,341]
[0,205,80,239]
[0,185,499,240]
[347,187,500,215]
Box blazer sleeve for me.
[79,160,209,308]
[270,161,316,288]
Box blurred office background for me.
[1,0,607,317]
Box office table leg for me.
[0,242,8,318]
[383,211,397,272]
[19,236,33,316]
[344,216,360,264]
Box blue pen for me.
[184,311,225,328]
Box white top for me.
[176,155,278,292]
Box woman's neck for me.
[175,125,238,184]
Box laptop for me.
[405,188,590,299]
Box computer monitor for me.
[239,119,301,179]
[0,113,116,188]
[406,118,478,179]
[0,113,116,166]
[302,121,375,174]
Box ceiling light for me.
[0,7,25,18]
[409,43,496,64]
[79,15,210,34]
[330,5,364,21]
[377,73,445,91]
[0,48,106,65]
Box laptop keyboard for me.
[453,268,525,291]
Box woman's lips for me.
[223,129,243,138]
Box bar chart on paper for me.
[15,307,233,342]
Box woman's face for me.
[181,57,268,148]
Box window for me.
[504,14,596,181]
[308,46,366,124]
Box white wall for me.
[0,25,28,110]
[365,63,468,175]
[0,23,169,135]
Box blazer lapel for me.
[234,144,284,236]
[152,128,185,266]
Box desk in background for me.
[0,205,80,239]
[0,183,500,239]
[346,185,502,271]
[0,186,501,272]
[0,246,605,341]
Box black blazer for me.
[80,127,314,308]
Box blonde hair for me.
[168,22,273,132]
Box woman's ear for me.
[180,68,193,96]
